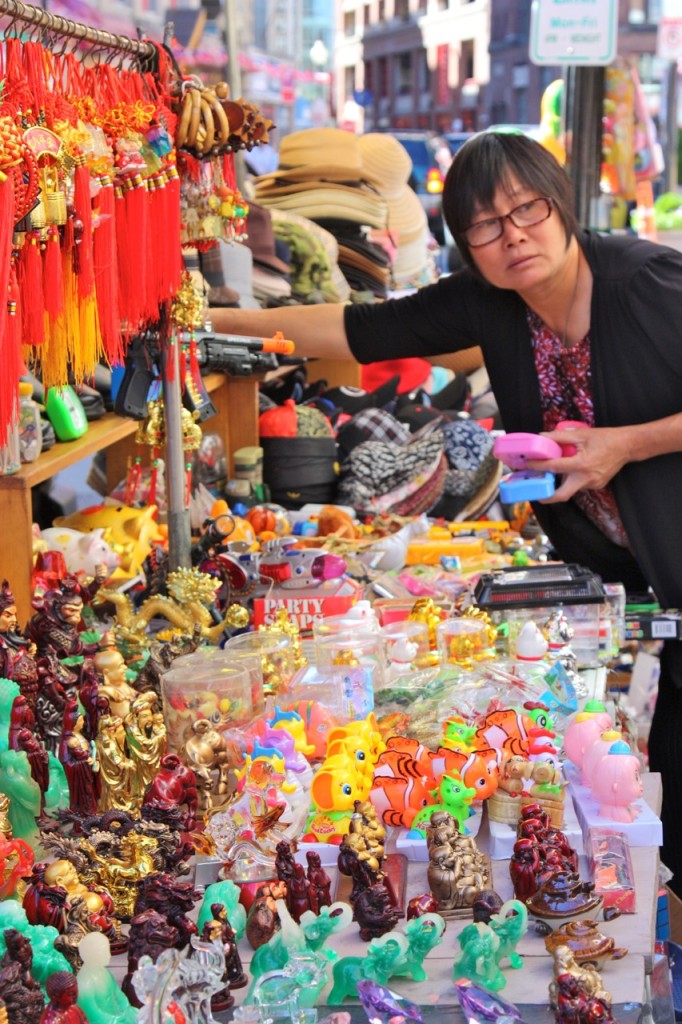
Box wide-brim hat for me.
[244,202,291,275]
[269,207,351,303]
[257,189,388,230]
[386,185,428,245]
[218,240,261,310]
[274,127,364,180]
[251,264,292,301]
[359,133,413,197]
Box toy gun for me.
[194,330,295,376]
[114,329,162,420]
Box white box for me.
[568,776,662,848]
[487,792,584,860]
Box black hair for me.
[443,132,578,275]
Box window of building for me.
[344,10,355,36]
[345,66,355,100]
[396,52,412,96]
[365,62,374,94]
[417,0,427,10]
[364,3,371,27]
[515,89,529,123]
[395,0,409,18]
[418,49,430,92]
[378,0,386,21]
[461,39,474,82]
[378,56,388,98]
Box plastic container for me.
[18,382,41,463]
[0,415,20,476]
[223,630,296,698]
[437,616,492,667]
[161,659,253,752]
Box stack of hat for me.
[269,208,351,304]
[358,133,437,289]
[254,128,390,296]
[243,202,293,305]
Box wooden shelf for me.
[0,371,259,623]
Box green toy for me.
[0,749,41,842]
[409,772,477,834]
[298,901,353,955]
[0,899,71,988]
[250,952,329,1016]
[75,932,137,1024]
[327,913,446,1003]
[244,900,309,1005]
[452,923,506,992]
[196,878,246,941]
[489,899,528,969]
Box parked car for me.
[387,131,453,245]
[445,131,475,157]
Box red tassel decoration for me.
[93,176,123,366]
[18,234,45,347]
[0,178,22,446]
[123,175,151,325]
[73,164,95,300]
[161,165,183,301]
[115,181,133,329]
[43,226,64,319]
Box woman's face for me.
[467,175,571,294]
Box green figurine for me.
[244,900,307,1004]
[75,933,137,1024]
[0,750,41,844]
[197,879,246,942]
[410,772,477,834]
[453,922,506,992]
[298,902,353,955]
[327,912,446,1002]
[489,899,528,970]
[0,899,71,989]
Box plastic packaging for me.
[18,381,41,463]
[0,415,20,475]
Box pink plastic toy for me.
[591,741,644,823]
[581,729,625,789]
[563,713,607,774]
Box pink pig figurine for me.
[591,740,644,823]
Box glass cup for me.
[224,630,296,698]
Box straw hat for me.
[386,184,428,245]
[257,127,364,184]
[358,133,412,197]
[391,228,433,283]
[257,188,388,230]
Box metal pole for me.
[162,343,192,572]
[0,0,155,58]
[223,0,245,189]
[663,61,679,194]
[564,65,605,229]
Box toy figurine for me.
[522,760,566,828]
[563,713,609,776]
[142,754,198,831]
[509,838,542,902]
[581,729,627,790]
[306,850,332,914]
[549,945,611,1008]
[26,579,100,661]
[8,696,49,817]
[92,642,140,722]
[54,898,98,970]
[426,812,491,916]
[39,973,88,1024]
[0,752,42,842]
[488,900,528,970]
[452,922,506,992]
[133,873,199,951]
[123,692,167,802]
[201,902,247,1009]
[23,860,121,949]
[245,881,286,950]
[526,871,613,934]
[298,901,353,954]
[95,713,136,813]
[121,909,180,1008]
[487,755,531,825]
[59,701,99,818]
[0,797,34,899]
[472,889,504,925]
[196,879,246,942]
[0,928,45,1024]
[289,862,311,923]
[0,582,39,706]
[275,838,296,893]
[75,933,137,1024]
[591,741,644,823]
[553,971,615,1024]
[409,772,477,835]
[353,882,402,942]
[34,655,74,757]
[182,718,233,816]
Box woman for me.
[211,131,682,891]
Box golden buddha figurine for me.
[124,693,167,801]
[96,714,136,812]
[93,637,139,721]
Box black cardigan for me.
[345,231,682,606]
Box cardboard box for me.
[251,577,363,632]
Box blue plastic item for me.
[498,470,555,503]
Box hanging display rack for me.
[0,0,157,61]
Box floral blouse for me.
[527,308,630,549]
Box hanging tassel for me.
[123,174,150,327]
[93,175,123,366]
[160,165,183,301]
[125,453,143,506]
[73,163,95,300]
[0,181,18,448]
[41,244,78,389]
[42,225,64,319]
[148,447,160,507]
[17,233,45,347]
[114,181,133,329]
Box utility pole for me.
[223,0,246,189]
[564,66,605,229]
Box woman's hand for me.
[525,426,631,503]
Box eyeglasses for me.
[463,197,554,248]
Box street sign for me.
[530,0,619,66]
[657,18,682,62]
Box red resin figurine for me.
[59,701,98,818]
[0,928,45,1024]
[8,696,50,815]
[142,754,199,831]
[306,850,332,914]
[39,973,88,1024]
[510,837,542,901]
[0,581,39,706]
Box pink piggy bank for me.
[581,729,626,789]
[38,527,120,579]
[591,740,644,822]
[563,712,606,775]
